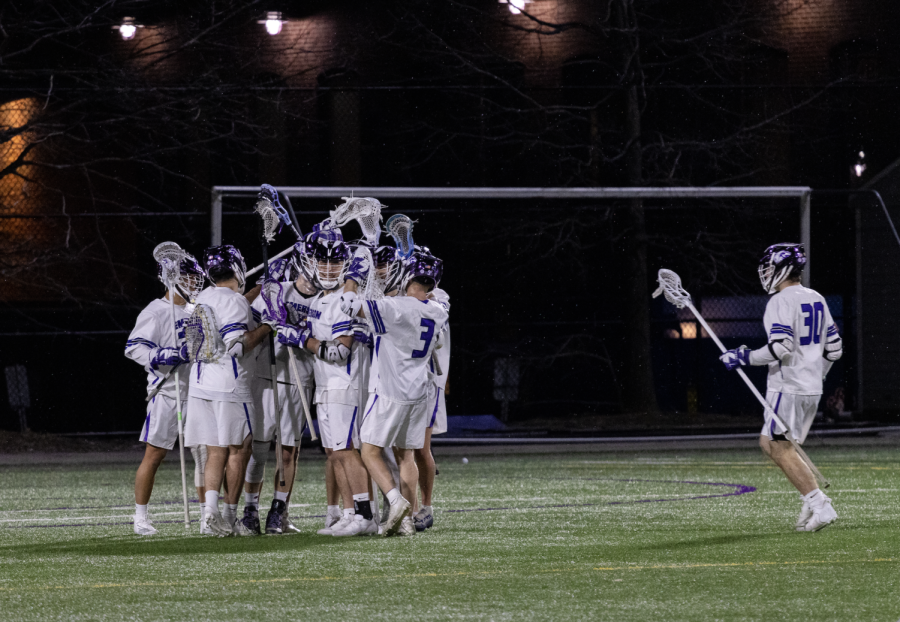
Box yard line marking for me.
[0,559,893,593]
[0,511,186,524]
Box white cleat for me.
[383,497,411,537]
[795,498,813,531]
[204,512,234,537]
[283,511,302,535]
[133,516,158,536]
[801,498,837,532]
[317,512,344,536]
[332,514,378,537]
[232,518,255,536]
[397,516,416,537]
[199,507,213,535]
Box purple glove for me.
[150,346,187,371]
[352,320,372,347]
[277,321,312,349]
[719,346,750,371]
[345,250,370,285]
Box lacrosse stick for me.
[254,195,288,487]
[327,197,383,246]
[385,214,442,375]
[260,279,317,442]
[653,268,829,488]
[151,242,192,529]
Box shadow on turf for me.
[0,533,357,558]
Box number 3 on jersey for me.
[800,302,824,346]
[412,318,436,358]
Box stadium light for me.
[259,11,285,35]
[498,0,532,14]
[113,17,142,40]
[854,150,866,178]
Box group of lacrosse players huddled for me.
[125,191,450,538]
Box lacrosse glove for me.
[150,346,188,371]
[277,321,312,349]
[719,346,750,371]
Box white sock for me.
[342,508,355,518]
[205,490,220,516]
[422,504,433,513]
[386,487,402,505]
[245,492,259,508]
[803,489,824,509]
[274,491,288,502]
[327,504,341,517]
[223,503,238,524]
[135,504,148,519]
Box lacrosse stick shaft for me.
[684,301,829,488]
[286,346,317,441]
[247,246,293,278]
[277,192,303,241]
[167,290,191,529]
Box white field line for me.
[0,510,186,524]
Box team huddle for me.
[126,187,842,538]
[126,193,449,538]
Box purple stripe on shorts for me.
[428,387,440,428]
[243,402,252,436]
[142,412,151,442]
[346,407,357,448]
[364,395,379,421]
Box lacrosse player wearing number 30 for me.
[125,251,206,536]
[719,243,841,532]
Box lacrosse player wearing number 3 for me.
[125,252,206,536]
[340,248,449,537]
[719,244,841,532]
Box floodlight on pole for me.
[113,17,142,40]
[499,0,532,14]
[259,11,284,35]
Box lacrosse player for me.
[719,243,841,532]
[184,245,273,536]
[286,228,378,537]
[241,254,318,535]
[125,251,205,536]
[340,248,449,536]
[414,284,450,531]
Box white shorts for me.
[139,394,181,450]
[317,402,359,451]
[251,381,312,446]
[762,390,820,444]
[184,396,253,447]
[360,394,427,450]
[425,384,447,435]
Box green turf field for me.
[0,445,897,621]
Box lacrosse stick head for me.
[652,269,692,309]
[385,213,415,259]
[256,256,297,285]
[203,245,248,294]
[758,242,805,294]
[260,279,288,326]
[183,303,224,364]
[297,228,349,291]
[401,247,443,293]
[329,197,383,246]
[153,242,205,302]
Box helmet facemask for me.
[298,230,348,291]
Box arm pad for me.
[748,337,792,366]
[317,340,351,364]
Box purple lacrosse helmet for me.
[373,245,404,293]
[203,245,248,293]
[758,243,806,294]
[403,247,443,292]
[157,251,205,301]
[298,226,349,290]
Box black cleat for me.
[265,499,286,535]
[241,505,261,535]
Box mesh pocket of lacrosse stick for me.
[184,304,224,364]
[261,279,288,325]
[330,197,384,246]
[356,245,385,302]
[652,269,693,309]
[153,241,186,287]
[385,214,415,258]
[254,197,284,243]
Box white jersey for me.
[309,286,361,405]
[427,287,451,390]
[125,298,190,399]
[250,281,317,387]
[362,296,449,404]
[756,284,838,396]
[188,286,257,403]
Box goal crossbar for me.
[210,185,812,284]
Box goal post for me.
[210,185,813,285]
